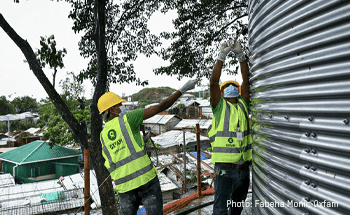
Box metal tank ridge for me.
[248,0,350,214]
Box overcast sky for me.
[0,1,242,102]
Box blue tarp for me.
[137,206,146,215]
[80,148,83,161]
[190,151,208,160]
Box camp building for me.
[0,140,81,183]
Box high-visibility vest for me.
[100,115,157,193]
[208,98,253,164]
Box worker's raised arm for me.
[231,41,249,104]
[143,79,198,120]
[210,41,232,109]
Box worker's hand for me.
[217,41,232,62]
[231,40,245,62]
[179,79,198,94]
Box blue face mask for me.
[223,85,239,98]
[119,105,127,116]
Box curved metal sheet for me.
[248,0,350,214]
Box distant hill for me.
[131,87,177,108]
[127,87,208,108]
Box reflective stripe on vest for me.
[114,164,154,185]
[211,98,253,164]
[209,136,215,143]
[212,144,252,153]
[100,116,151,183]
[210,102,253,143]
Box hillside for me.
[131,87,177,108]
[129,87,209,108]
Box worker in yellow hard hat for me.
[209,40,252,215]
[98,79,197,215]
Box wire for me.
[149,137,159,167]
[74,174,111,215]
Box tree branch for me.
[0,13,88,148]
[111,0,146,43]
[210,14,247,40]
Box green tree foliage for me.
[59,71,85,100]
[192,92,199,97]
[177,103,185,109]
[0,96,16,115]
[38,72,90,147]
[8,121,37,131]
[38,96,90,146]
[68,0,163,88]
[10,96,39,113]
[0,96,38,132]
[156,0,248,80]
[0,122,6,133]
[35,35,67,88]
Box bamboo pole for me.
[84,149,90,215]
[196,124,201,197]
[183,130,187,194]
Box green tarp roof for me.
[0,140,81,164]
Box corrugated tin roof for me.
[196,99,210,107]
[20,127,46,137]
[1,170,174,214]
[201,107,212,112]
[0,171,103,213]
[183,100,200,108]
[0,137,14,146]
[158,172,178,192]
[0,140,81,164]
[0,178,68,210]
[167,100,203,110]
[123,101,139,106]
[0,112,38,122]
[166,101,181,110]
[25,127,41,134]
[151,130,209,148]
[174,119,212,129]
[181,93,195,97]
[0,173,15,187]
[201,107,213,118]
[143,114,179,125]
[60,170,101,209]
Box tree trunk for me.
[0,9,117,214]
[90,0,118,213]
[53,66,57,89]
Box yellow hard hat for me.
[98,92,125,114]
[220,80,241,95]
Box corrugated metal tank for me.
[248,1,350,214]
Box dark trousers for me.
[119,176,163,215]
[213,163,250,215]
